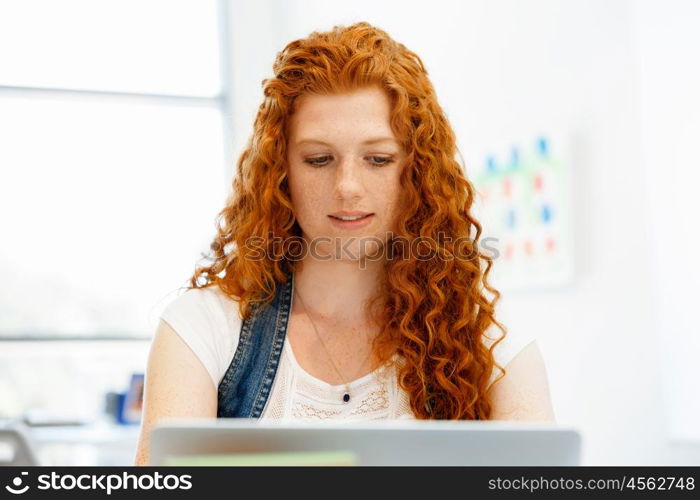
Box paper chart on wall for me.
[468,134,575,292]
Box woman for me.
[134,21,554,466]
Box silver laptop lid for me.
[149,418,581,466]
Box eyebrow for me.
[295,137,399,147]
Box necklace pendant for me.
[343,393,350,403]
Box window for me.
[0,0,231,339]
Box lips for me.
[328,213,375,230]
[329,211,373,219]
[329,213,373,221]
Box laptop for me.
[149,418,582,466]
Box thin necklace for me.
[293,288,374,404]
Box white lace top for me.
[159,285,535,421]
[265,339,413,420]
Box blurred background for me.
[0,0,698,466]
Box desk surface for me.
[27,420,141,466]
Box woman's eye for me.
[370,156,394,166]
[304,156,331,167]
[303,156,394,167]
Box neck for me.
[292,255,385,325]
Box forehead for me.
[288,86,395,141]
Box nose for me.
[333,157,364,201]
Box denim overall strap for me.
[216,271,294,418]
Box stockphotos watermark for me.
[4,470,192,496]
[240,231,501,269]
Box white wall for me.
[226,0,293,185]
[632,0,700,445]
[225,0,700,464]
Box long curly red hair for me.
[188,21,507,419]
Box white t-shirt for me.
[159,285,535,421]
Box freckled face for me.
[286,85,405,262]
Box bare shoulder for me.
[133,319,218,466]
[488,341,556,423]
